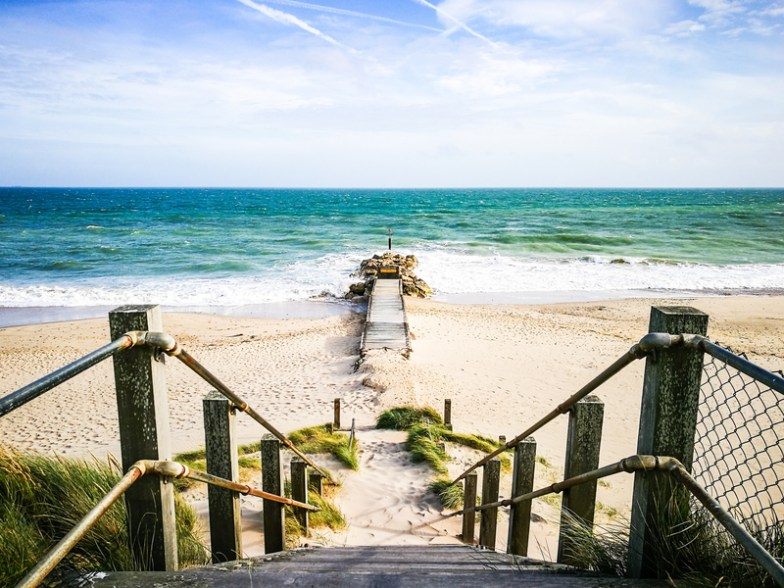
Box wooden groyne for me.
[360,278,411,355]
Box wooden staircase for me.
[90,545,667,587]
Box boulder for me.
[346,252,432,299]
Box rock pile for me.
[346,253,433,300]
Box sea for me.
[1,187,783,326]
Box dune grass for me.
[376,405,443,430]
[287,424,358,471]
[173,424,356,492]
[376,406,510,478]
[426,477,465,510]
[284,484,346,547]
[0,446,207,587]
[560,488,784,587]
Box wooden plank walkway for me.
[361,279,411,354]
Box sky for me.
[0,0,782,187]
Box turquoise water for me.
[1,187,783,311]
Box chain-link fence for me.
[687,342,784,584]
[692,345,784,531]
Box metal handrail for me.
[154,335,335,483]
[450,332,683,485]
[685,334,784,395]
[449,454,784,587]
[0,329,334,482]
[16,459,319,588]
[0,332,139,417]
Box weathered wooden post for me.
[109,305,177,571]
[558,396,604,565]
[309,471,324,496]
[444,399,452,430]
[333,398,341,431]
[508,437,537,556]
[261,434,285,553]
[628,306,708,578]
[203,391,242,563]
[479,457,501,550]
[462,472,478,545]
[291,458,309,534]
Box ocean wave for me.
[1,250,784,307]
[411,250,784,294]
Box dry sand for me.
[1,295,782,559]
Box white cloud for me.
[436,0,679,40]
[666,19,707,35]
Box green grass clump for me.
[309,489,346,531]
[377,406,509,473]
[427,477,464,509]
[376,406,443,430]
[284,485,346,547]
[440,431,498,454]
[288,425,358,471]
[560,485,784,587]
[173,424,356,492]
[407,423,449,473]
[0,446,207,587]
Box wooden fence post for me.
[462,472,477,545]
[479,458,501,550]
[508,437,537,556]
[444,399,452,430]
[333,398,341,431]
[558,396,604,565]
[109,305,177,571]
[628,306,708,578]
[309,471,324,496]
[291,458,309,534]
[203,391,242,563]
[261,434,285,553]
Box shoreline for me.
[3,286,784,329]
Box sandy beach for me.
[1,295,782,558]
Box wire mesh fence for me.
[692,345,784,532]
[686,343,784,584]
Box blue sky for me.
[0,0,782,187]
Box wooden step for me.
[90,545,668,587]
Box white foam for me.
[1,250,783,308]
[411,249,784,294]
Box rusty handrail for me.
[138,333,335,483]
[16,459,319,588]
[451,454,784,586]
[450,333,683,486]
[0,329,334,483]
[0,333,140,417]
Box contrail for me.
[411,0,500,48]
[264,0,442,32]
[236,0,356,52]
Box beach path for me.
[317,426,463,547]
